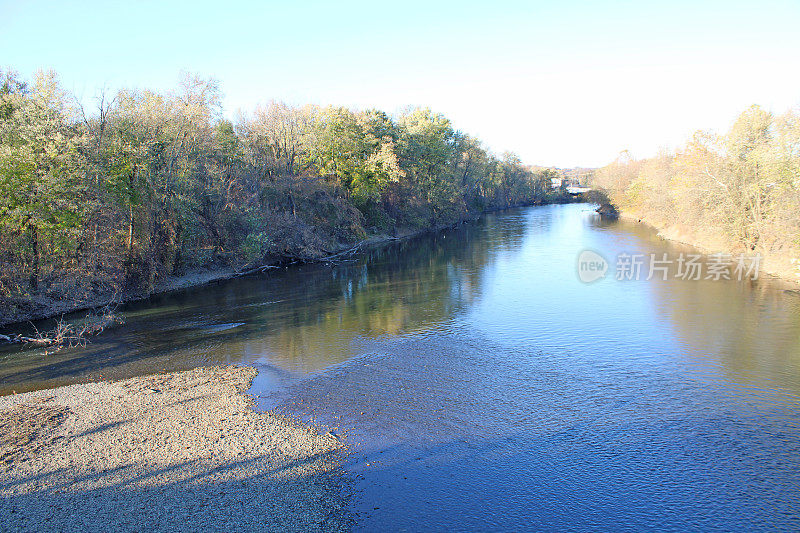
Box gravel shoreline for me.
[0,366,351,532]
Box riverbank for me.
[0,366,351,532]
[0,200,572,328]
[0,227,434,328]
[614,209,800,286]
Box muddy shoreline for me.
[0,200,574,329]
[0,226,457,329]
[0,235,424,330]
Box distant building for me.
[566,185,591,195]
[550,177,563,189]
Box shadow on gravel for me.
[1,450,351,532]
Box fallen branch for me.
[319,242,364,262]
[0,305,122,352]
[234,264,281,277]
[287,242,366,264]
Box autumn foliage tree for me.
[0,69,557,323]
[593,104,800,279]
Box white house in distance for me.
[549,175,590,195]
[544,167,593,194]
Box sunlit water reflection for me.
[2,204,800,530]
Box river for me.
[2,203,800,530]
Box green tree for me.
[398,108,458,223]
[0,70,84,291]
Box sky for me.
[1,0,799,168]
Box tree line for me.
[0,69,565,323]
[592,104,800,280]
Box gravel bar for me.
[0,366,351,532]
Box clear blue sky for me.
[2,0,799,167]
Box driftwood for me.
[291,241,373,264]
[0,305,122,352]
[234,264,281,277]
[240,242,369,271]
[236,235,409,277]
[318,242,365,263]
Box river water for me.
[2,204,800,530]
